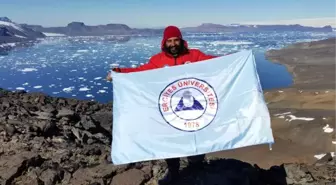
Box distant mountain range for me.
[0,17,45,43]
[182,23,333,32]
[0,16,334,44]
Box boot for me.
[157,168,180,185]
[158,158,180,185]
[187,154,205,170]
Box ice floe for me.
[20,68,38,72]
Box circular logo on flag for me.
[158,78,218,132]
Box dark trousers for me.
[165,154,205,171]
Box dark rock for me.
[316,153,333,164]
[34,120,58,137]
[41,104,57,114]
[56,108,74,118]
[33,111,55,120]
[80,115,97,130]
[40,169,63,185]
[12,169,45,185]
[91,111,112,133]
[5,124,16,136]
[83,145,102,156]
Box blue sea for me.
[0,31,335,103]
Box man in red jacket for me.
[106,25,217,76]
[107,25,217,184]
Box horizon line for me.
[4,16,335,28]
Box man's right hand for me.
[106,71,112,82]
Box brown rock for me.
[0,152,44,184]
[70,163,123,185]
[110,169,146,185]
[40,169,63,185]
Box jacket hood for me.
[161,25,188,51]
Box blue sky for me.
[1,0,335,28]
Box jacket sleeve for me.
[112,57,159,73]
[195,50,218,61]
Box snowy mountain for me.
[0,17,45,44]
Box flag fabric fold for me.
[111,50,274,165]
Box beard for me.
[164,40,185,56]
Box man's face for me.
[165,37,181,55]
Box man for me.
[106,25,217,184]
[106,25,217,75]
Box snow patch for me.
[274,112,291,116]
[323,124,334,133]
[14,34,27,38]
[43,32,66,37]
[314,152,335,159]
[287,115,314,122]
[0,20,24,32]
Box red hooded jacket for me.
[113,26,217,73]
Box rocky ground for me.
[0,89,335,185]
[265,37,335,90]
[1,38,336,185]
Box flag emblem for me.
[158,77,218,132]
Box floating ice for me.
[79,87,90,91]
[22,82,29,86]
[94,77,102,80]
[86,94,94,98]
[72,54,81,57]
[20,68,38,72]
[210,40,253,46]
[98,90,106,93]
[33,86,42,89]
[63,87,75,93]
[16,87,25,90]
[77,49,89,53]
